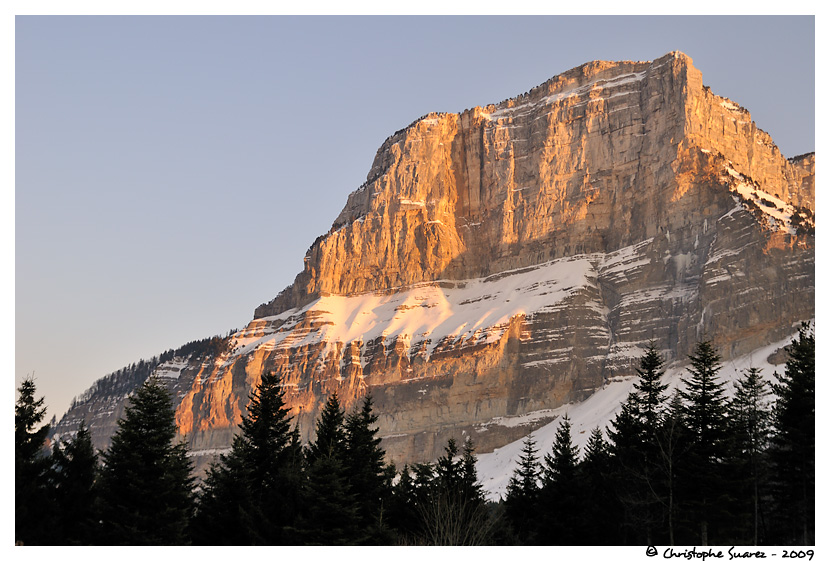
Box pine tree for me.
[678,340,730,545]
[632,343,670,544]
[538,415,582,544]
[770,324,815,545]
[96,375,195,545]
[15,376,54,545]
[301,392,359,545]
[194,447,251,545]
[343,394,394,543]
[653,390,690,546]
[543,415,579,484]
[194,371,303,545]
[607,393,653,544]
[633,341,669,428]
[728,367,773,544]
[50,421,98,545]
[579,427,624,545]
[388,463,432,544]
[460,439,484,500]
[504,435,541,544]
[306,391,346,463]
[415,438,491,545]
[608,394,646,458]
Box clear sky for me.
[15,15,815,423]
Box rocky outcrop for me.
[53,52,814,474]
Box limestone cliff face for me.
[53,52,814,473]
[256,52,811,314]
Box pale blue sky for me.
[15,15,815,421]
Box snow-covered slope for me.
[476,331,800,500]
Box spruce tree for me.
[579,427,623,545]
[543,415,579,484]
[97,375,195,545]
[608,394,646,459]
[460,439,484,501]
[504,435,541,544]
[301,392,359,545]
[50,421,98,545]
[416,438,491,545]
[728,367,773,545]
[678,340,730,545]
[633,341,669,428]
[388,463,432,544]
[15,376,54,545]
[632,343,670,544]
[653,390,690,546]
[343,394,394,543]
[607,393,653,544]
[770,324,815,545]
[538,415,582,544]
[194,371,303,545]
[306,391,346,463]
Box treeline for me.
[66,329,238,411]
[497,325,814,546]
[15,325,813,546]
[16,373,489,545]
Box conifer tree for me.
[633,341,669,428]
[415,438,491,545]
[301,392,359,545]
[504,435,541,544]
[538,415,582,544]
[306,391,346,463]
[579,427,623,545]
[631,343,670,544]
[389,463,436,543]
[387,464,419,543]
[460,438,484,500]
[728,367,773,545]
[15,376,54,545]
[97,375,195,545]
[50,421,98,545]
[543,415,579,484]
[344,394,394,543]
[678,340,730,545]
[607,393,653,544]
[608,394,646,458]
[194,371,303,545]
[770,324,815,545]
[653,390,689,546]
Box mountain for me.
[52,51,814,479]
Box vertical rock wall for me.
[53,52,814,473]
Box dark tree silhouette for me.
[195,371,303,545]
[504,434,541,544]
[770,324,815,545]
[97,376,195,545]
[15,376,54,545]
[50,421,98,545]
[678,340,730,545]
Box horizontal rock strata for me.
[53,52,814,474]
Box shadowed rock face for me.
[53,52,814,475]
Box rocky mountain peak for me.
[55,52,814,476]
[253,51,808,321]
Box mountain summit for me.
[53,52,814,475]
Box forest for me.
[15,324,814,546]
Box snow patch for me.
[722,162,804,234]
[155,357,189,380]
[720,99,744,112]
[399,198,426,209]
[481,70,648,121]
